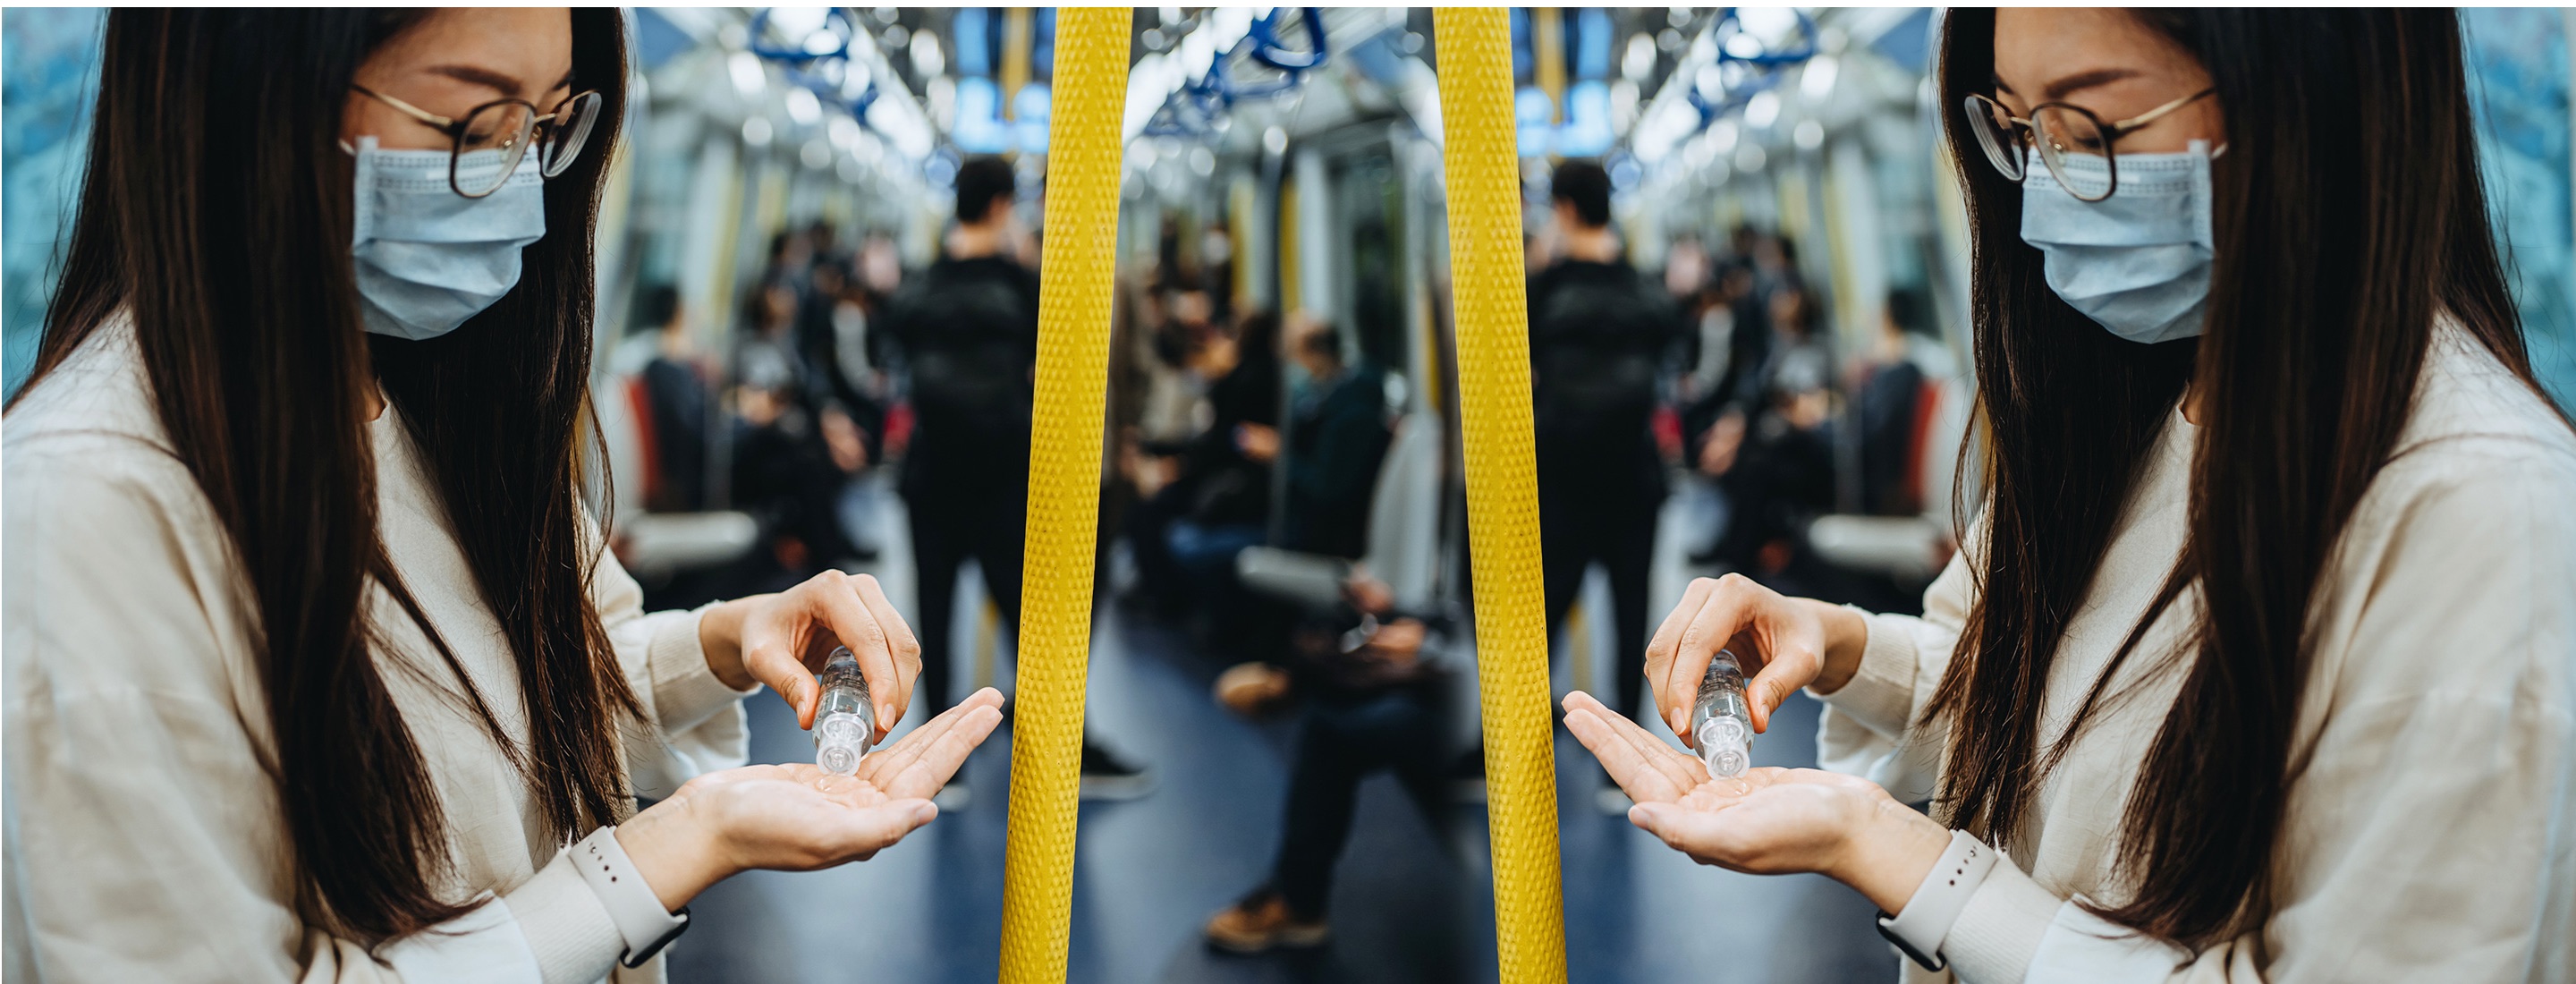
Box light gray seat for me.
[591,371,758,581]
[1236,410,1442,612]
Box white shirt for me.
[1817,322,2576,983]
[4,319,758,983]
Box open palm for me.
[1563,691,1887,876]
[670,688,1004,873]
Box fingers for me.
[816,799,940,862]
[1572,691,1710,792]
[850,574,923,725]
[740,632,821,729]
[1660,575,1762,737]
[1643,577,1718,706]
[1628,802,1741,867]
[872,696,1004,801]
[1743,658,1807,734]
[808,572,909,734]
[860,688,1002,788]
[1563,695,1692,804]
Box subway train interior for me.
[6,7,2576,984]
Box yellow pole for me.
[996,9,1124,983]
[1436,9,1568,984]
[1533,8,1566,124]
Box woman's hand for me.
[700,570,920,736]
[1645,574,1868,738]
[617,688,1005,911]
[1563,691,1947,913]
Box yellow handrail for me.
[996,8,1125,983]
[1436,9,1569,984]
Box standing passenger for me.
[883,156,1151,803]
[1526,160,1685,749]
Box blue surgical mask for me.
[348,137,547,340]
[2019,140,2217,344]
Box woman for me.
[1570,9,2575,982]
[4,10,1002,982]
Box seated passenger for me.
[732,282,866,573]
[1244,313,1394,561]
[1700,284,1837,578]
[1204,573,1454,953]
[1128,308,1282,624]
[4,11,996,980]
[1852,288,1935,517]
[633,284,715,513]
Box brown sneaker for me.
[1203,890,1329,953]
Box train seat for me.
[1234,410,1442,613]
[592,371,758,581]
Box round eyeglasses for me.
[351,86,604,198]
[1962,88,2214,202]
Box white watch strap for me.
[1877,829,2000,970]
[571,826,690,967]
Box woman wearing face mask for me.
[4,11,1003,982]
[1567,9,2576,982]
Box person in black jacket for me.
[882,157,1150,803]
[1526,160,1684,729]
[1131,307,1282,623]
[1236,313,1393,561]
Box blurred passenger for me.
[635,284,713,512]
[886,155,1150,802]
[1205,573,1453,953]
[1854,287,1936,517]
[1128,308,1281,621]
[1526,159,1685,731]
[1699,284,1838,576]
[1199,219,1237,313]
[1241,313,1393,561]
[796,256,877,439]
[732,282,865,573]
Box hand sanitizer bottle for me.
[813,647,875,776]
[1691,649,1753,778]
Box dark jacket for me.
[1283,364,1393,559]
[882,255,1041,496]
[1160,348,1283,526]
[1527,259,1685,504]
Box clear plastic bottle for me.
[1691,649,1753,779]
[813,647,875,776]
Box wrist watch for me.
[1874,829,1999,971]
[572,826,692,968]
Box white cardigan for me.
[4,320,758,983]
[1818,323,2576,983]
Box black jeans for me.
[903,478,1025,715]
[1539,482,1660,721]
[1267,679,1450,920]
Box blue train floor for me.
[665,479,1898,983]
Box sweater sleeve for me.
[1809,535,1974,803]
[1939,449,2576,984]
[588,525,760,801]
[2,445,622,984]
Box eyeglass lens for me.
[541,92,604,178]
[453,102,538,197]
[1963,95,2027,181]
[2030,106,2114,200]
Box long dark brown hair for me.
[18,9,639,941]
[1927,9,2544,947]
